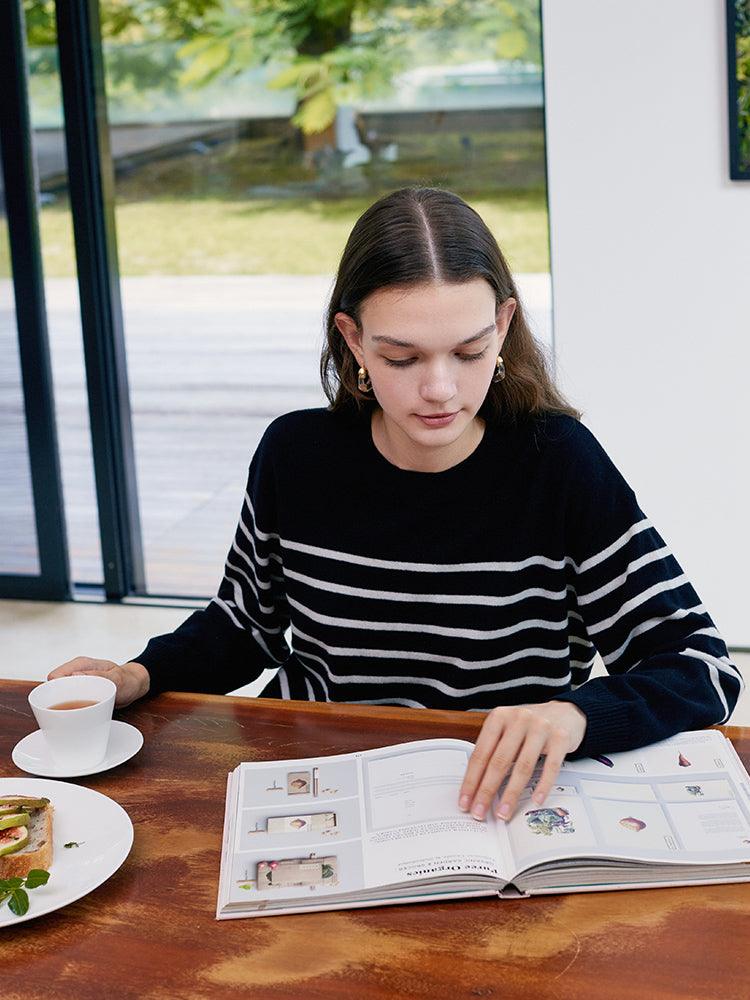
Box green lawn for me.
[0,190,548,278]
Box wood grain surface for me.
[2,678,749,1000]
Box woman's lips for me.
[415,412,458,428]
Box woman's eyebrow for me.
[371,324,496,349]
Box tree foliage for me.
[24,0,220,44]
[23,0,542,135]
[174,0,541,134]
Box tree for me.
[176,0,542,136]
[24,0,219,45]
[24,0,542,138]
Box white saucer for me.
[12,720,144,778]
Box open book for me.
[216,729,750,918]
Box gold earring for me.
[357,366,372,393]
[492,355,506,382]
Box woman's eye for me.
[383,357,416,367]
[457,349,488,362]
[383,347,487,367]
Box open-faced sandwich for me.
[0,796,53,878]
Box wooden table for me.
[2,679,749,1000]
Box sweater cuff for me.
[553,686,632,759]
[128,641,181,698]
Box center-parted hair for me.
[320,187,579,422]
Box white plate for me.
[0,777,133,927]
[12,721,143,778]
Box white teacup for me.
[29,675,116,770]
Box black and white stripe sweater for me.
[135,407,743,758]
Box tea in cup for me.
[28,675,116,769]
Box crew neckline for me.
[363,411,496,480]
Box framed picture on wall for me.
[727,0,750,179]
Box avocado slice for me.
[0,812,30,831]
[0,825,29,856]
[0,796,49,814]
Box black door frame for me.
[0,0,70,600]
[0,0,146,602]
[56,0,145,599]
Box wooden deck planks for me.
[1,274,550,597]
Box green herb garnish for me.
[0,869,50,916]
[64,842,83,849]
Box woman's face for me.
[336,279,515,465]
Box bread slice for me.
[0,804,53,878]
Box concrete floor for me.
[2,599,748,724]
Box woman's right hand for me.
[47,657,150,707]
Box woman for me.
[49,187,743,822]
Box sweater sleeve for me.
[551,424,744,758]
[132,427,291,696]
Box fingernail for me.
[497,802,510,820]
[471,802,486,820]
[532,792,544,805]
[459,795,470,811]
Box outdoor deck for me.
[1,274,551,597]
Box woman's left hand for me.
[459,701,588,822]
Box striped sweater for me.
[135,407,743,757]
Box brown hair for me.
[320,187,580,423]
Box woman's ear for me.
[334,312,365,367]
[496,297,516,350]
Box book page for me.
[359,740,514,886]
[505,731,750,876]
[222,749,365,909]
[219,738,509,912]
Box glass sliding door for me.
[54,0,145,600]
[0,134,40,579]
[25,9,104,588]
[0,0,70,600]
[3,0,549,602]
[95,0,549,598]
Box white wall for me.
[543,0,749,646]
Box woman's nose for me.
[420,367,457,403]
